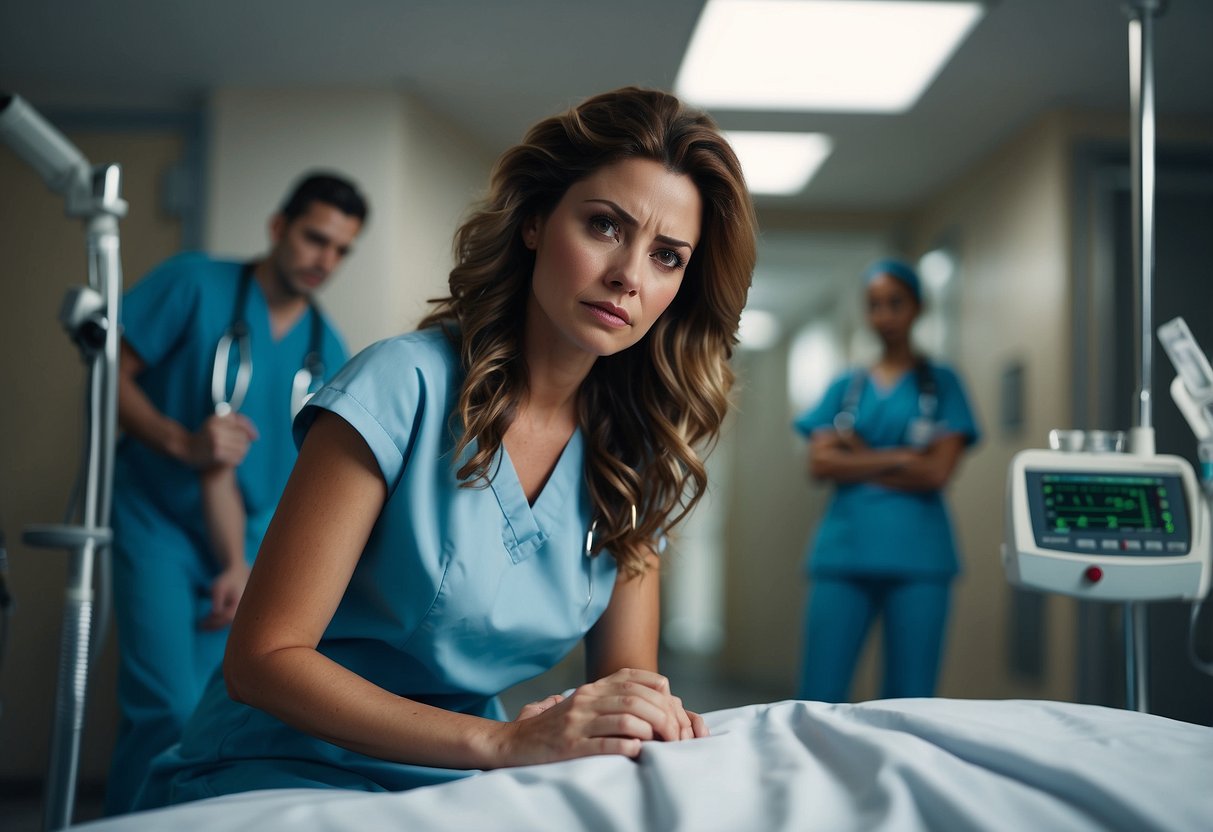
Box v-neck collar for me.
[489,428,583,564]
[869,368,912,398]
[246,276,313,346]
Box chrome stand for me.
[1122,0,1167,714]
[1,93,126,831]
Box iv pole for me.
[1123,0,1166,714]
[0,93,126,831]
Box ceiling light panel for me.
[726,131,834,195]
[677,0,985,112]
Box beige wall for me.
[207,88,493,351]
[0,130,185,780]
[904,111,1078,701]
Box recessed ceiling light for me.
[725,131,833,195]
[677,0,985,113]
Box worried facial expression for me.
[523,158,702,360]
[268,202,362,298]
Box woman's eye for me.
[654,249,685,269]
[590,215,619,238]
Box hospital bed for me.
[74,696,1213,831]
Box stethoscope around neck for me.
[211,262,325,420]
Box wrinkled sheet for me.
[76,698,1213,831]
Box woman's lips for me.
[583,301,631,328]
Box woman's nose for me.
[606,248,642,296]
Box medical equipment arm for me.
[1158,317,1213,443]
[3,92,127,830]
[0,94,90,199]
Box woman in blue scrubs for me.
[793,259,980,703]
[136,87,758,808]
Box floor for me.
[1,781,105,832]
[1,650,781,830]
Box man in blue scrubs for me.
[105,172,367,815]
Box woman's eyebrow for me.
[583,199,693,251]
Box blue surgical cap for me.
[864,258,921,302]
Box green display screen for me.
[1026,470,1191,556]
[1040,474,1174,534]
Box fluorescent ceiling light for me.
[725,131,833,195]
[676,0,985,113]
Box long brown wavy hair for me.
[419,87,757,577]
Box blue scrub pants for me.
[105,487,229,816]
[798,575,951,703]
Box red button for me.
[1084,566,1104,583]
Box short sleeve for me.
[792,373,851,437]
[934,365,981,446]
[293,335,442,491]
[121,253,204,366]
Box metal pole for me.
[1123,602,1150,712]
[34,165,124,832]
[1123,0,1166,715]
[1129,6,1159,436]
[1,93,126,831]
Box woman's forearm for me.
[225,646,506,770]
[810,444,913,484]
[872,434,967,492]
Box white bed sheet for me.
[76,698,1213,831]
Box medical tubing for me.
[43,593,93,831]
[79,344,114,669]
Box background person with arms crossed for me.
[793,259,980,703]
[106,172,368,814]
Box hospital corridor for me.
[3,2,1213,830]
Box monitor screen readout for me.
[1025,470,1191,555]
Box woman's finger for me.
[582,691,682,741]
[516,694,564,721]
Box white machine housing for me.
[1004,448,1211,601]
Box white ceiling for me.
[3,0,1211,214]
[2,0,1210,333]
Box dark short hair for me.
[279,172,369,224]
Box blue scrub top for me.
[793,362,980,578]
[145,328,619,800]
[116,252,348,546]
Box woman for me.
[133,86,757,809]
[793,259,979,703]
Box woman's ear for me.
[522,216,539,250]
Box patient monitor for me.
[1004,448,1209,601]
[1003,316,1213,602]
